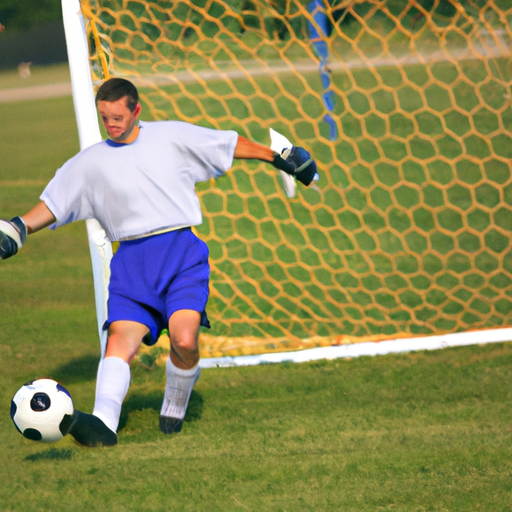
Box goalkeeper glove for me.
[0,217,27,259]
[272,146,319,186]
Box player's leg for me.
[94,320,149,429]
[160,309,202,434]
[169,309,201,368]
[68,320,149,447]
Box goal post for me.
[62,0,512,366]
[61,0,113,358]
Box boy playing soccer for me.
[0,78,317,447]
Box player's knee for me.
[168,310,201,355]
[170,332,198,354]
[106,321,147,363]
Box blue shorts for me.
[104,228,210,344]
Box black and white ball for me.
[10,379,74,443]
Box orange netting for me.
[79,0,512,357]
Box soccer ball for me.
[10,379,74,443]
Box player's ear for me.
[133,103,141,117]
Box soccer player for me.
[0,78,317,447]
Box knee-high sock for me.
[93,356,130,433]
[160,357,201,420]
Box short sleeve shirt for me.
[41,120,238,241]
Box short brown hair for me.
[95,78,139,112]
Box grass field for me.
[0,64,71,91]
[1,64,512,510]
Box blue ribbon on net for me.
[307,0,338,140]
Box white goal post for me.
[61,0,512,367]
[62,0,112,358]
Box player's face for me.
[98,97,141,142]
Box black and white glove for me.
[0,217,27,259]
[272,146,318,186]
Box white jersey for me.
[41,121,238,241]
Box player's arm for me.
[234,135,318,186]
[234,135,275,162]
[0,201,56,260]
[22,201,56,234]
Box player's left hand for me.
[0,217,27,259]
[282,147,318,186]
[272,146,319,186]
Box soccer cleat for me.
[159,415,184,434]
[66,410,118,447]
[159,363,201,435]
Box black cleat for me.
[67,410,118,447]
[159,415,183,434]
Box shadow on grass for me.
[51,356,204,434]
[25,448,73,462]
[52,355,99,384]
[118,390,203,431]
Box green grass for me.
[0,63,71,90]
[3,335,512,510]
[1,58,512,510]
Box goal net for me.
[65,0,512,362]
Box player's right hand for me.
[0,217,27,259]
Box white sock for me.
[160,357,201,420]
[93,356,130,433]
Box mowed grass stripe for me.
[0,180,48,186]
